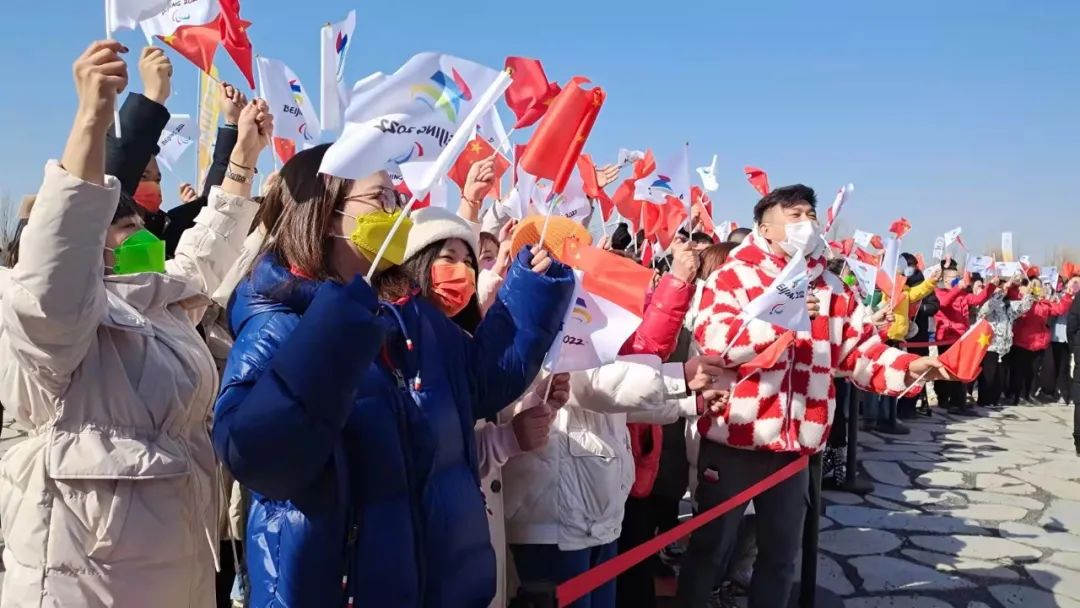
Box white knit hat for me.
[403,206,480,262]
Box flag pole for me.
[104,1,122,139]
[715,321,750,360]
[536,192,559,250]
[898,369,931,399]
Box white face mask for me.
[779,220,820,258]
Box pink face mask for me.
[480,259,496,272]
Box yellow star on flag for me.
[469,141,484,154]
[977,332,991,348]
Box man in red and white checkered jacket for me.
[677,185,948,608]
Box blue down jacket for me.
[212,250,573,607]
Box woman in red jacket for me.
[933,261,995,412]
[1008,279,1075,405]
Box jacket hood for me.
[228,254,326,337]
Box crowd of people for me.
[0,40,1078,608]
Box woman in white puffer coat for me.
[0,42,268,608]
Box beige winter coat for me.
[0,162,257,608]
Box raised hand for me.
[139,47,172,104]
[463,158,496,206]
[178,183,198,204]
[669,239,700,283]
[529,245,552,275]
[596,164,621,189]
[64,40,129,185]
[220,82,248,125]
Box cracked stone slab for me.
[1047,552,1080,572]
[932,503,1029,521]
[820,527,902,556]
[901,549,1020,580]
[1026,563,1080,602]
[819,516,835,530]
[915,471,967,489]
[817,553,855,596]
[865,495,913,511]
[901,460,940,472]
[860,451,939,463]
[990,584,1080,608]
[1038,499,1080,534]
[871,484,960,506]
[1010,469,1080,501]
[908,535,1042,561]
[823,490,865,505]
[828,506,986,535]
[998,521,1080,552]
[972,473,1034,495]
[843,597,953,608]
[949,489,1044,511]
[863,461,911,486]
[850,555,976,592]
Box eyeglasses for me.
[343,187,409,214]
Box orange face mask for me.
[133,181,163,213]
[430,262,476,317]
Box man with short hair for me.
[726,227,752,244]
[678,185,948,608]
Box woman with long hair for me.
[0,42,267,607]
[212,145,573,607]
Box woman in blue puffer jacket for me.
[211,144,573,608]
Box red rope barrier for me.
[555,454,810,607]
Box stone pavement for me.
[819,403,1080,608]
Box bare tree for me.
[0,191,18,267]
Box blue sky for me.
[2,0,1077,260]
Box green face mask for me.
[107,228,166,275]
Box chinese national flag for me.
[160,18,220,76]
[855,248,881,267]
[889,217,912,239]
[272,137,296,164]
[744,166,770,196]
[612,150,656,232]
[561,237,654,315]
[392,180,432,210]
[219,0,255,88]
[519,77,605,194]
[644,197,687,251]
[691,186,715,236]
[578,153,614,221]
[937,320,995,382]
[447,136,510,199]
[504,56,561,128]
[741,330,795,373]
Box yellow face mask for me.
[335,209,414,271]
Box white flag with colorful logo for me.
[932,236,946,260]
[106,0,172,35]
[543,268,645,373]
[319,10,356,133]
[966,255,994,276]
[535,164,592,224]
[696,154,719,192]
[633,145,691,206]
[845,256,877,299]
[741,253,811,332]
[320,52,509,194]
[138,0,219,40]
[617,148,646,167]
[943,226,963,247]
[1001,232,1015,262]
[853,229,875,250]
[156,113,197,172]
[257,57,322,146]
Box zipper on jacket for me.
[341,523,359,607]
[394,376,428,605]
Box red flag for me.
[937,320,994,382]
[889,217,912,239]
[915,253,926,270]
[612,151,656,232]
[744,166,770,196]
[447,136,510,200]
[741,331,796,373]
[562,238,654,315]
[691,186,715,236]
[519,77,605,194]
[159,19,220,76]
[219,0,255,89]
[855,248,881,267]
[644,197,688,251]
[504,57,561,129]
[578,154,614,221]
[272,137,296,164]
[392,180,432,210]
